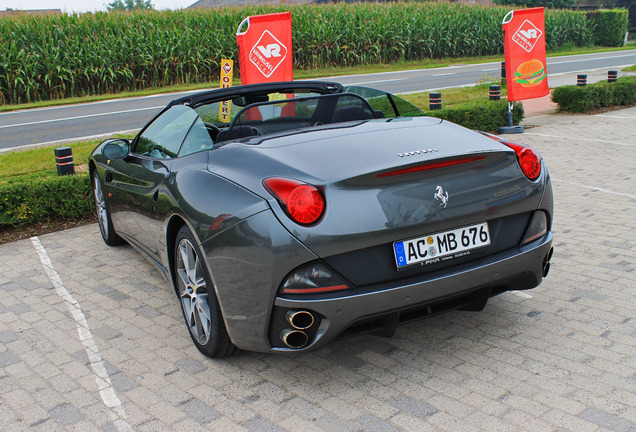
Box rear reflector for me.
[522,211,548,244]
[377,156,486,178]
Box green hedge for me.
[0,174,93,227]
[0,3,594,104]
[425,100,524,131]
[551,76,636,112]
[586,9,629,47]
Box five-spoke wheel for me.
[174,226,235,357]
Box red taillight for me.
[263,178,325,225]
[377,156,485,178]
[502,141,542,181]
[481,133,542,181]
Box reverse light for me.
[263,178,325,225]
[502,141,542,181]
[280,263,351,295]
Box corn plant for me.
[0,3,593,105]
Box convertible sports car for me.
[90,81,553,357]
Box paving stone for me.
[390,396,438,418]
[48,403,84,426]
[0,330,18,344]
[110,371,139,393]
[578,407,636,432]
[136,305,161,318]
[326,351,365,370]
[175,357,207,375]
[180,398,221,423]
[124,277,159,292]
[105,290,130,302]
[0,351,20,367]
[93,325,122,341]
[242,415,288,432]
[357,413,400,432]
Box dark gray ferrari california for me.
[89,81,553,357]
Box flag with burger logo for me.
[502,7,549,101]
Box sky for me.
[0,0,196,13]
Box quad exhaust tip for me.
[280,329,309,349]
[286,310,314,330]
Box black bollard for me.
[54,147,75,176]
[429,92,442,110]
[489,85,501,101]
[577,74,587,86]
[501,61,506,86]
[608,70,618,83]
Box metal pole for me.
[498,102,524,134]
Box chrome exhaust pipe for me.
[280,329,309,349]
[542,261,550,277]
[542,247,553,277]
[285,310,314,330]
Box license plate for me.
[393,222,490,269]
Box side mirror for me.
[103,139,130,160]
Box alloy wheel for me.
[176,238,212,345]
[93,174,109,238]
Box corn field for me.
[0,3,593,105]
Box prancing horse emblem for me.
[434,186,449,208]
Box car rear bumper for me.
[266,232,552,353]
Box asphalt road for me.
[0,50,634,151]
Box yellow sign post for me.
[219,59,234,122]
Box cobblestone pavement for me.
[1,107,635,431]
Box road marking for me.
[481,68,499,72]
[523,132,634,147]
[318,63,475,80]
[0,89,206,115]
[551,179,636,199]
[398,83,477,95]
[349,78,408,85]
[548,54,636,66]
[432,73,456,77]
[0,106,163,129]
[511,291,533,299]
[0,129,140,153]
[548,64,634,76]
[31,237,134,432]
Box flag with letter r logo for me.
[236,12,293,84]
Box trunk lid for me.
[209,118,544,285]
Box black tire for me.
[174,225,236,358]
[92,171,124,246]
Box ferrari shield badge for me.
[434,186,449,208]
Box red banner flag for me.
[502,7,549,102]
[236,12,293,85]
